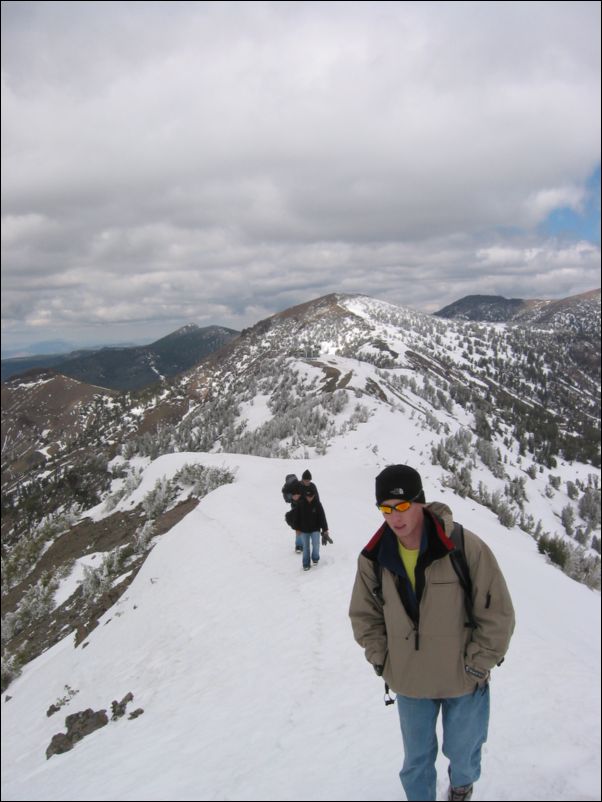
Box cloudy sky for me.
[2,1,600,354]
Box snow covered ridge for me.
[1,293,599,700]
[1,450,600,801]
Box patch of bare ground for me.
[3,498,199,668]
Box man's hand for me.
[465,664,490,688]
[373,664,384,677]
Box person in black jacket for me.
[291,485,331,571]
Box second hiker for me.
[290,484,331,571]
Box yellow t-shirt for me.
[398,541,420,590]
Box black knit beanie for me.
[375,465,425,505]
[302,469,312,480]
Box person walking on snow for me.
[290,484,331,571]
[349,465,515,802]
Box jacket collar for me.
[362,506,454,563]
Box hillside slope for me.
[1,433,600,801]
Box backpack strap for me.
[373,520,476,708]
[372,562,384,606]
[449,522,476,630]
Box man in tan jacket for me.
[349,465,515,802]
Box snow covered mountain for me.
[1,292,600,800]
[142,292,600,462]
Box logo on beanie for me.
[375,465,426,505]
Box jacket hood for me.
[425,501,454,536]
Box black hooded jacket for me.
[290,495,328,533]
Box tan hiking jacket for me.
[349,502,515,698]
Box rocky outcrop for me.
[46,708,108,759]
[111,692,134,720]
[45,691,144,759]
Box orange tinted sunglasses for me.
[377,500,413,514]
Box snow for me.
[10,377,54,390]
[2,410,600,801]
[53,553,106,608]
[238,394,273,433]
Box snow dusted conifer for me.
[561,505,575,537]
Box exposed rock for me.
[111,691,134,720]
[46,732,73,759]
[46,708,108,759]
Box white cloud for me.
[1,0,600,348]
[1,213,53,246]
[523,186,586,225]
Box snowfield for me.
[2,407,600,801]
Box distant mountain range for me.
[0,325,239,389]
[435,288,600,335]
[2,289,600,495]
[3,290,598,390]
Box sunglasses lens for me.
[378,501,411,514]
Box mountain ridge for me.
[1,324,239,389]
[435,287,600,333]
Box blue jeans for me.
[301,531,320,568]
[396,687,490,801]
[295,533,303,551]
